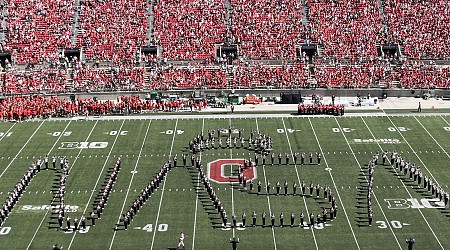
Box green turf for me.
[0,115,449,250]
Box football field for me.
[0,113,450,250]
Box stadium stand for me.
[0,0,448,94]
[384,0,450,59]
[153,0,227,60]
[7,0,74,64]
[76,0,149,63]
[232,62,309,88]
[147,66,227,90]
[306,0,383,60]
[230,0,306,59]
[393,62,450,89]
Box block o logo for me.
[207,159,256,183]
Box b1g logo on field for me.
[59,142,108,149]
[207,159,256,183]
[385,198,445,209]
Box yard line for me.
[382,116,438,187]
[281,117,318,250]
[26,120,98,250]
[150,119,178,250]
[255,118,278,250]
[0,122,16,144]
[415,116,450,166]
[0,121,45,179]
[68,120,126,249]
[361,117,444,250]
[332,118,398,249]
[191,118,205,250]
[107,120,152,249]
[228,118,236,238]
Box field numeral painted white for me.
[388,127,409,132]
[161,130,184,135]
[64,226,90,234]
[109,131,128,136]
[301,222,327,229]
[444,127,450,131]
[59,142,108,149]
[0,227,11,235]
[142,223,168,232]
[221,223,245,231]
[0,132,13,138]
[277,128,299,133]
[332,127,353,133]
[376,220,404,229]
[52,131,72,137]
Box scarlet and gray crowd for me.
[0,95,208,121]
[3,0,449,67]
[298,104,345,116]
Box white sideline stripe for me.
[255,118,278,250]
[191,118,205,250]
[108,120,152,250]
[378,115,444,249]
[45,112,450,122]
[150,119,178,250]
[27,120,95,250]
[332,117,398,249]
[282,117,318,250]
[0,121,45,179]
[68,120,126,250]
[228,118,236,238]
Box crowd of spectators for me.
[7,0,74,64]
[313,61,389,88]
[153,0,226,60]
[384,0,450,59]
[147,66,227,89]
[232,62,308,88]
[307,0,383,60]
[231,0,305,59]
[71,64,145,91]
[2,67,67,94]
[0,95,208,121]
[76,0,149,63]
[393,62,450,89]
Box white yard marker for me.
[0,121,46,179]
[150,119,179,250]
[0,123,16,144]
[108,120,152,250]
[228,118,236,239]
[283,118,319,250]
[362,116,444,249]
[255,118,278,250]
[332,117,398,249]
[69,120,126,250]
[27,120,94,250]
